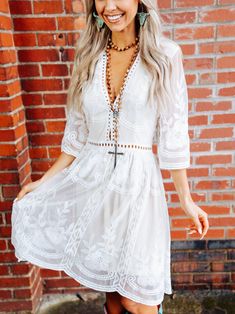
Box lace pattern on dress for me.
[61,107,89,158]
[157,46,190,169]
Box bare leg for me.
[105,291,127,314]
[120,296,158,314]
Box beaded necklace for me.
[106,35,140,168]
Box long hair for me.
[67,0,177,118]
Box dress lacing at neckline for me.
[101,49,141,108]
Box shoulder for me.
[159,36,182,60]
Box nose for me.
[104,0,117,11]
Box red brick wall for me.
[158,0,235,240]
[0,0,234,312]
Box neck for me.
[111,21,137,47]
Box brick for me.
[212,192,235,201]
[0,33,14,47]
[227,250,235,260]
[0,0,10,13]
[175,0,214,7]
[29,147,48,159]
[18,49,59,62]
[14,288,31,299]
[189,250,227,261]
[13,18,56,31]
[173,261,210,272]
[217,72,235,83]
[171,251,189,261]
[196,101,231,112]
[43,93,67,105]
[0,289,12,299]
[45,278,80,288]
[42,64,68,77]
[29,134,62,146]
[199,8,235,23]
[208,240,235,249]
[212,167,235,177]
[217,56,235,68]
[218,86,235,97]
[172,11,196,24]
[18,64,40,78]
[13,33,37,47]
[200,41,235,54]
[190,142,211,152]
[218,24,235,37]
[227,229,235,238]
[45,121,65,132]
[33,1,63,14]
[194,180,230,190]
[22,79,62,92]
[11,264,31,275]
[26,107,64,120]
[26,121,45,133]
[72,0,85,13]
[194,273,230,283]
[9,1,32,14]
[0,15,12,30]
[212,262,235,272]
[22,93,43,106]
[172,274,193,284]
[199,128,233,139]
[0,300,32,312]
[175,26,214,40]
[196,155,232,165]
[57,17,75,30]
[171,240,206,250]
[188,87,212,99]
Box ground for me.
[34,289,235,314]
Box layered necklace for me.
[106,35,140,168]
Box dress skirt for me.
[11,142,173,306]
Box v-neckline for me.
[101,48,140,108]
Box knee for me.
[106,292,125,314]
[120,296,138,313]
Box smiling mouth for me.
[105,13,125,23]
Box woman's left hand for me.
[181,200,209,240]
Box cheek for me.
[94,2,103,15]
[123,5,138,22]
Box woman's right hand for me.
[15,178,43,201]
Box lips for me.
[105,13,125,23]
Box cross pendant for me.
[108,143,124,169]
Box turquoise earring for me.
[136,2,150,27]
[93,12,105,31]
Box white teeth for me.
[107,14,123,21]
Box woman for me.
[11,0,209,313]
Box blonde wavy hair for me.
[67,0,176,118]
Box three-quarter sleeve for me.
[61,106,89,158]
[156,45,190,170]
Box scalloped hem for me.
[14,250,172,306]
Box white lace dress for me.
[11,37,190,306]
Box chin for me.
[108,25,126,32]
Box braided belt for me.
[87,140,152,151]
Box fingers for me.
[185,215,209,240]
[193,217,203,236]
[16,185,28,201]
[199,214,209,240]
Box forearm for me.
[170,168,193,211]
[40,152,75,183]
